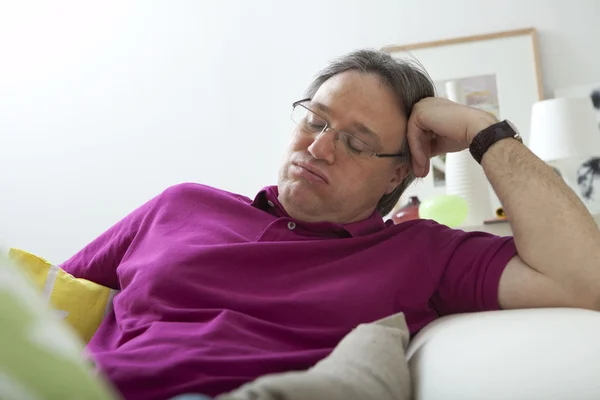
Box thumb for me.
[406,118,432,178]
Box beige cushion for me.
[219,312,411,400]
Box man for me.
[61,50,600,399]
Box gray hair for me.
[305,49,435,217]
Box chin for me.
[278,175,326,211]
[280,178,317,200]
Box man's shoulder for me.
[388,218,444,235]
[387,217,492,243]
[159,182,254,204]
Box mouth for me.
[293,162,329,184]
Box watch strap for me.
[469,120,522,164]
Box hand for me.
[406,97,498,177]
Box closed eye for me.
[305,114,327,131]
[307,120,326,130]
[342,132,371,153]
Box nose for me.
[307,127,337,164]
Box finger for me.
[406,113,430,177]
[420,133,433,176]
[419,156,431,177]
[413,134,433,177]
[431,137,467,157]
[430,137,450,158]
[408,132,433,177]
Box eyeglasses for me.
[290,98,407,159]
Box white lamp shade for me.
[528,97,600,161]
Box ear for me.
[384,163,410,195]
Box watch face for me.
[505,119,521,137]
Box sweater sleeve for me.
[60,193,162,289]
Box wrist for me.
[481,132,523,164]
[468,119,523,164]
[466,112,499,145]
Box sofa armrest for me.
[407,308,600,400]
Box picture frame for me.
[382,28,544,209]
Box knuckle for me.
[414,109,427,125]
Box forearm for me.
[482,138,600,306]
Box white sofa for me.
[407,308,600,400]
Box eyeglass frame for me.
[291,98,407,159]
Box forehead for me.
[311,71,407,145]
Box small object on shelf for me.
[419,195,468,228]
[495,207,507,219]
[392,196,421,224]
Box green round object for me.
[419,195,468,227]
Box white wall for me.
[1,0,599,261]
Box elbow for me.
[573,289,600,312]
[560,283,600,312]
[592,295,600,312]
[584,275,600,311]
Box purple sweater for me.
[61,183,516,399]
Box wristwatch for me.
[469,120,523,164]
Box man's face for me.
[278,70,409,224]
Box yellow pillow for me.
[8,248,117,343]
